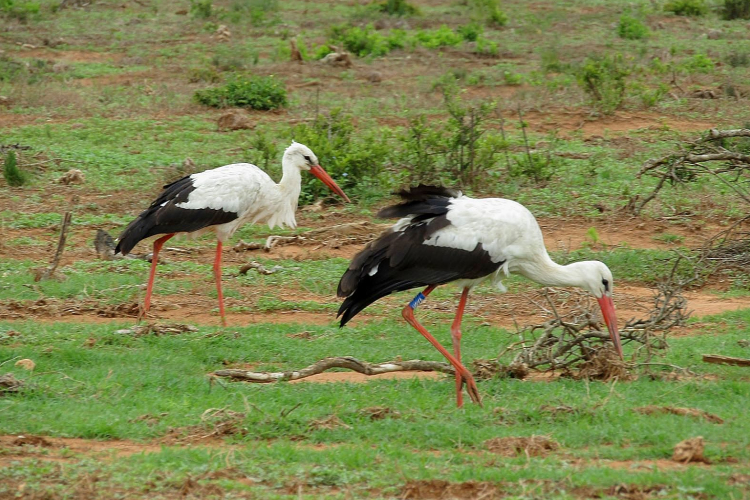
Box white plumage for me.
[338,185,622,407]
[116,142,349,326]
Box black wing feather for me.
[115,176,239,255]
[337,185,501,326]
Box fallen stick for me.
[701,354,750,367]
[212,356,454,383]
[36,211,72,281]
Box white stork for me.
[116,142,349,326]
[337,185,622,407]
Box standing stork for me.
[116,142,349,326]
[337,185,622,407]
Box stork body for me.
[337,185,622,407]
[116,142,349,325]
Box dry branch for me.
[36,211,71,281]
[702,354,750,367]
[212,356,454,383]
[629,128,750,215]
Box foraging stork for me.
[337,185,622,407]
[116,142,349,326]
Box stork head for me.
[284,142,351,203]
[572,260,623,360]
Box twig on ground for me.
[36,211,72,281]
[212,357,454,383]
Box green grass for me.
[1,312,749,497]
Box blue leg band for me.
[408,292,426,310]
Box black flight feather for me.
[115,175,239,255]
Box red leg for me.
[140,233,175,322]
[401,285,482,406]
[451,287,470,408]
[213,240,226,327]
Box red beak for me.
[309,165,351,203]
[597,296,623,359]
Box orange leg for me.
[140,233,175,322]
[401,285,482,406]
[451,287,470,408]
[213,240,226,327]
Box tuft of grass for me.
[722,0,750,19]
[378,0,418,16]
[3,150,27,187]
[617,14,649,40]
[664,0,708,16]
[194,75,287,110]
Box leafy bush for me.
[0,0,40,22]
[475,37,499,57]
[194,75,287,110]
[398,81,508,188]
[190,0,213,19]
[680,53,714,73]
[576,54,629,115]
[664,0,708,16]
[3,151,27,187]
[723,0,750,19]
[0,55,25,82]
[330,24,392,57]
[378,0,418,16]
[617,15,649,40]
[457,23,483,42]
[469,0,508,26]
[289,109,392,204]
[414,25,463,48]
[727,51,750,67]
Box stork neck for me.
[516,254,589,290]
[277,160,302,210]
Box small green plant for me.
[727,51,750,67]
[681,53,714,74]
[502,70,523,85]
[3,151,27,187]
[378,0,418,16]
[0,0,40,22]
[664,0,708,16]
[723,0,750,19]
[457,23,483,42]
[289,108,391,203]
[329,24,392,57]
[474,37,499,57]
[194,75,287,110]
[469,0,508,26]
[414,25,463,49]
[617,15,649,40]
[576,54,629,115]
[190,0,213,19]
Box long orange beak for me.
[597,296,623,359]
[309,165,351,203]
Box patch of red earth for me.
[10,48,123,63]
[597,458,714,471]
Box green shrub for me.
[617,15,649,40]
[330,24,391,57]
[289,109,392,203]
[474,37,499,57]
[469,0,508,26]
[727,51,750,67]
[0,55,25,82]
[378,0,418,16]
[414,25,462,48]
[190,0,213,19]
[664,0,708,16]
[457,23,483,42]
[0,0,40,22]
[194,75,287,110]
[723,0,750,19]
[3,151,27,187]
[681,53,714,73]
[576,54,629,115]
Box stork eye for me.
[303,155,312,163]
[602,278,610,291]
